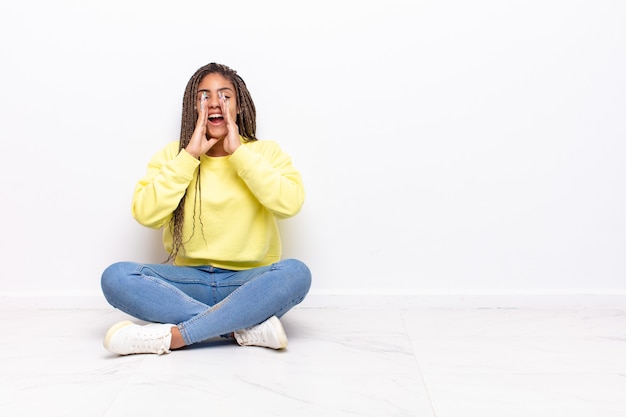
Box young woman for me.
[101,63,311,355]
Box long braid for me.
[166,63,257,263]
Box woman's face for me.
[196,73,238,139]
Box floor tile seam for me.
[98,373,135,417]
[417,371,626,377]
[400,310,439,417]
[407,335,626,341]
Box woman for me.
[101,62,311,355]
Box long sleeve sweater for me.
[132,137,305,269]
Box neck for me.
[206,140,229,157]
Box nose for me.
[207,93,222,108]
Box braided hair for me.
[167,63,258,263]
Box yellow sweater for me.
[132,138,305,269]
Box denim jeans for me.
[101,258,311,346]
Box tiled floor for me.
[0,305,625,416]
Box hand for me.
[216,92,240,154]
[185,93,221,158]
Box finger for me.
[206,137,221,146]
[219,92,232,124]
[196,93,208,126]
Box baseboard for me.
[299,292,626,309]
[1,291,625,310]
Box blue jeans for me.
[101,259,311,345]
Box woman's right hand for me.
[185,93,220,158]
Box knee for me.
[101,261,137,299]
[281,258,312,295]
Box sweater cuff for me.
[175,149,202,178]
[229,143,252,170]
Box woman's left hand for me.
[219,93,240,154]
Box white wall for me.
[1,0,625,303]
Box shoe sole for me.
[103,320,133,350]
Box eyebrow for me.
[197,87,234,93]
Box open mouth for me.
[208,114,224,124]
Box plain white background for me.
[0,0,625,302]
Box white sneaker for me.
[233,316,288,349]
[104,320,174,355]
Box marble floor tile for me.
[0,306,624,416]
[402,308,626,417]
[0,308,433,417]
[420,372,626,417]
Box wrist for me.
[184,147,201,159]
